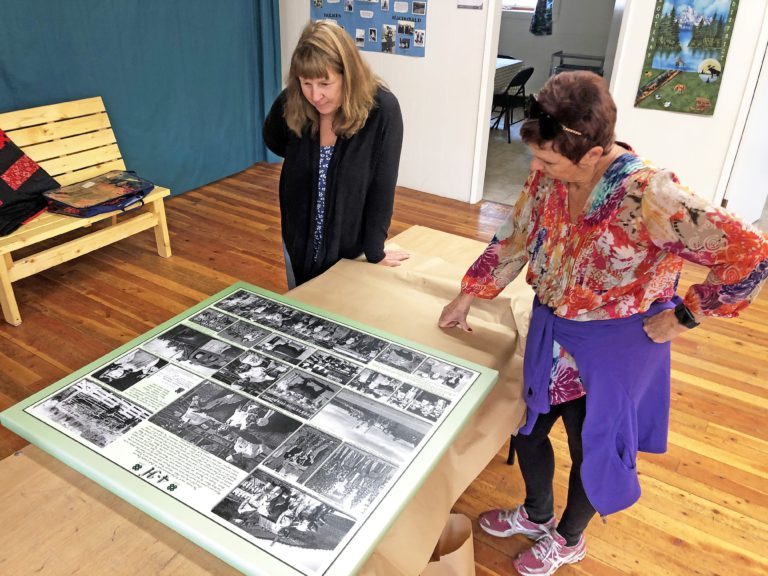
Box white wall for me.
[498,0,616,93]
[278,1,768,207]
[611,0,768,202]
[278,1,492,202]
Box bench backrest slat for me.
[0,96,126,186]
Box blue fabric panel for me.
[0,0,282,195]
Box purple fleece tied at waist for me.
[519,295,679,516]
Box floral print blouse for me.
[462,151,768,404]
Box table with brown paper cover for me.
[0,225,531,576]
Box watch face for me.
[674,304,698,328]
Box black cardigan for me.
[263,87,403,285]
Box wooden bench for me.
[0,97,172,326]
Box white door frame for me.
[715,13,768,209]
[469,1,504,204]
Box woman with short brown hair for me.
[439,71,768,575]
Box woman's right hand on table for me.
[438,292,475,333]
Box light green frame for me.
[1,281,498,576]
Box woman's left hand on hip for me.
[642,309,690,343]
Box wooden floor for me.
[1,163,766,575]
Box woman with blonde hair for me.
[264,20,407,288]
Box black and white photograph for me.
[311,389,430,465]
[398,37,410,50]
[414,29,425,47]
[347,369,402,400]
[368,27,377,43]
[298,350,361,385]
[313,0,323,7]
[256,333,316,365]
[387,382,419,409]
[413,358,477,391]
[412,1,426,15]
[397,20,415,35]
[332,330,387,363]
[381,0,390,10]
[374,344,426,373]
[260,371,340,420]
[403,388,448,422]
[285,315,342,348]
[91,349,167,392]
[263,425,341,483]
[213,289,270,319]
[250,300,301,331]
[149,381,301,471]
[212,469,355,568]
[144,325,245,378]
[355,28,365,47]
[344,0,353,12]
[29,379,150,448]
[381,24,396,53]
[217,320,270,348]
[188,308,236,332]
[305,444,396,516]
[212,351,290,396]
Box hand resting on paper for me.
[438,292,475,333]
[377,248,410,267]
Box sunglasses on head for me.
[525,95,584,139]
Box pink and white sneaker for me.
[513,530,587,575]
[478,505,556,540]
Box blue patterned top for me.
[313,145,334,261]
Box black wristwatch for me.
[674,303,699,329]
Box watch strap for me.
[674,302,699,329]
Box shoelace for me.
[494,508,520,526]
[531,534,562,562]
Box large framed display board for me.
[0,281,497,576]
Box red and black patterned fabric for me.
[0,128,59,236]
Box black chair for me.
[491,66,534,143]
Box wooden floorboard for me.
[0,162,765,575]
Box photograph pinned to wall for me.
[310,0,427,57]
[634,0,740,115]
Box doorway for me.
[479,0,625,206]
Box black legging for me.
[515,395,596,546]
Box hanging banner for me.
[311,0,428,58]
[634,0,740,115]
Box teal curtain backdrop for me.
[0,0,281,195]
